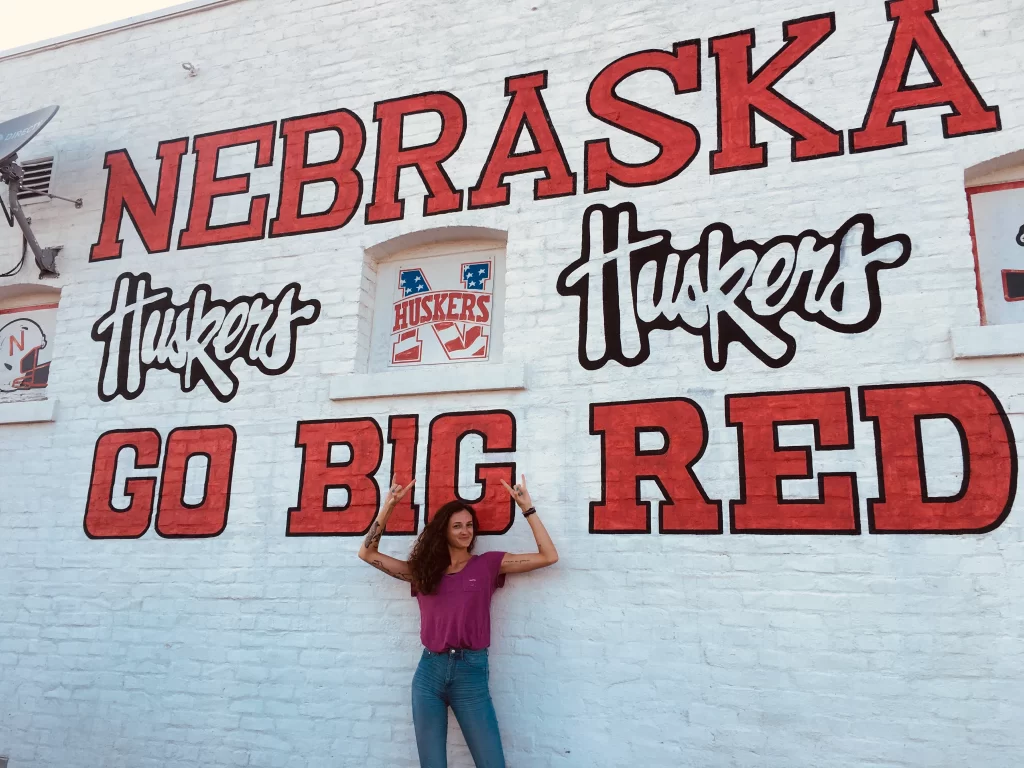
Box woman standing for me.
[357,475,558,768]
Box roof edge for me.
[0,0,247,62]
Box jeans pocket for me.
[463,650,489,672]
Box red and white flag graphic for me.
[390,258,494,366]
[392,330,422,363]
[432,322,489,360]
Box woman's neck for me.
[448,547,470,568]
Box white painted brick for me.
[0,0,1023,767]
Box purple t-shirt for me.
[414,551,506,652]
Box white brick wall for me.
[1,0,1023,766]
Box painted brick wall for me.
[1,0,1023,766]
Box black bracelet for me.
[523,507,537,518]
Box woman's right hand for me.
[383,479,416,512]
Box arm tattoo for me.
[363,521,383,550]
[371,558,411,582]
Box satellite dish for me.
[0,105,77,279]
[0,105,59,167]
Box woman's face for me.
[446,510,475,551]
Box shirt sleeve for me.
[483,550,506,591]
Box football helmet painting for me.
[0,318,50,392]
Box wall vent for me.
[16,157,54,203]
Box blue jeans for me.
[411,648,506,768]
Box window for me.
[967,180,1024,325]
[951,153,1024,361]
[366,230,506,373]
[0,287,60,417]
[330,227,524,402]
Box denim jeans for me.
[411,648,506,768]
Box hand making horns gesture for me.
[383,479,416,511]
[500,474,534,511]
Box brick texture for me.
[1,0,1023,766]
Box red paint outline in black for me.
[364,91,467,225]
[1003,270,1024,303]
[467,71,577,210]
[583,41,703,193]
[914,415,969,502]
[268,108,366,238]
[848,0,1002,154]
[708,13,844,175]
[425,409,516,535]
[155,424,237,539]
[387,413,421,536]
[89,138,189,261]
[725,388,860,535]
[286,417,384,537]
[177,121,278,250]
[897,41,940,91]
[589,397,723,535]
[858,380,1018,534]
[83,428,162,540]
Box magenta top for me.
[414,551,506,652]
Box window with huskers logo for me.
[367,235,506,372]
[0,287,60,404]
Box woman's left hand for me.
[500,474,533,512]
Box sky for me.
[1,1,182,51]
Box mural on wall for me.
[87,1,1001,258]
[0,305,57,393]
[81,382,1017,539]
[91,272,320,403]
[556,204,911,371]
[83,425,237,539]
[74,0,1019,542]
[391,259,493,364]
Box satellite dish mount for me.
[0,106,79,279]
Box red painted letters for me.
[287,419,384,536]
[366,93,466,223]
[850,0,1001,152]
[859,382,1016,533]
[155,426,237,538]
[89,139,188,261]
[82,381,1018,543]
[709,14,843,172]
[178,123,277,249]
[584,42,702,192]
[386,415,421,534]
[84,429,162,539]
[426,411,516,534]
[270,110,365,237]
[727,390,859,534]
[468,72,576,208]
[590,399,721,534]
[89,7,1002,253]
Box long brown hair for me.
[408,501,478,595]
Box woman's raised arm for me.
[499,475,559,575]
[358,480,416,582]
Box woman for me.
[357,475,558,768]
